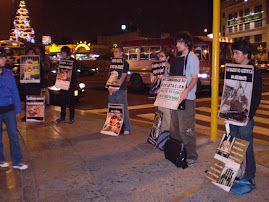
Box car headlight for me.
[91,69,96,71]
[127,71,131,75]
[198,73,209,79]
[77,69,81,73]
[79,83,85,89]
[52,70,57,74]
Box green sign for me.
[228,12,262,26]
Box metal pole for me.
[210,0,220,141]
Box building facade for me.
[221,0,269,61]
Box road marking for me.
[136,113,155,120]
[261,100,269,105]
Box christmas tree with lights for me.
[10,0,35,43]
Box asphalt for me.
[0,106,269,202]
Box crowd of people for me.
[0,32,262,190]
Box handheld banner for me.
[106,58,124,89]
[55,60,73,90]
[26,95,45,122]
[20,55,40,83]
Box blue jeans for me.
[0,110,23,165]
[229,119,256,180]
[108,90,131,132]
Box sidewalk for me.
[0,106,269,201]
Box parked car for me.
[255,60,269,72]
[77,63,98,76]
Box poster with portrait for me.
[105,58,124,89]
[206,133,249,192]
[149,61,167,98]
[55,60,73,90]
[218,64,254,126]
[147,109,163,146]
[154,76,188,110]
[26,96,45,122]
[20,55,40,83]
[100,104,124,136]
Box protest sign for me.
[100,104,124,136]
[206,133,249,192]
[218,64,254,126]
[149,61,167,98]
[154,76,188,110]
[55,60,73,90]
[20,55,40,83]
[26,95,45,122]
[106,58,124,89]
[147,109,163,146]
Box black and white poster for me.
[147,109,163,146]
[100,104,124,136]
[105,58,124,89]
[149,61,167,98]
[218,64,254,126]
[20,55,40,83]
[26,96,45,122]
[55,60,73,90]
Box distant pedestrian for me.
[108,46,131,134]
[35,45,51,106]
[21,48,41,122]
[0,50,28,170]
[56,46,77,124]
[169,31,199,166]
[229,40,262,188]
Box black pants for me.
[60,87,75,120]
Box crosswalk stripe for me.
[259,104,269,109]
[261,100,269,105]
[137,113,155,120]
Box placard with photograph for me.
[100,104,124,136]
[55,60,73,90]
[154,76,188,110]
[149,61,167,98]
[218,64,254,126]
[147,109,163,146]
[105,58,124,89]
[20,55,40,83]
[26,95,45,122]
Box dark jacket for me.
[0,67,21,113]
[66,57,77,89]
[248,61,262,120]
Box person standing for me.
[229,40,262,188]
[56,46,77,124]
[108,46,131,134]
[35,45,51,106]
[169,31,199,166]
[0,50,28,170]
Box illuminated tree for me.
[10,0,35,43]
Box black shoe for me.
[21,117,26,122]
[56,117,65,123]
[69,119,74,124]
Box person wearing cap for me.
[0,51,28,170]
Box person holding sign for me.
[108,46,131,135]
[0,51,28,170]
[229,40,262,188]
[169,31,199,166]
[56,46,77,124]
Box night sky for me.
[11,0,213,44]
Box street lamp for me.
[121,24,126,31]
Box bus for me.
[120,36,233,91]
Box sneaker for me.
[186,159,197,167]
[13,163,28,171]
[56,117,65,123]
[69,119,74,124]
[123,131,130,135]
[247,178,256,189]
[0,161,9,168]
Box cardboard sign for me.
[219,64,254,126]
[55,60,73,90]
[26,95,45,122]
[147,109,163,146]
[206,133,249,192]
[20,55,40,83]
[100,104,124,136]
[154,76,188,110]
[106,58,124,89]
[149,61,167,98]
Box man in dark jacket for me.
[56,46,77,124]
[0,51,28,170]
[230,40,262,188]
